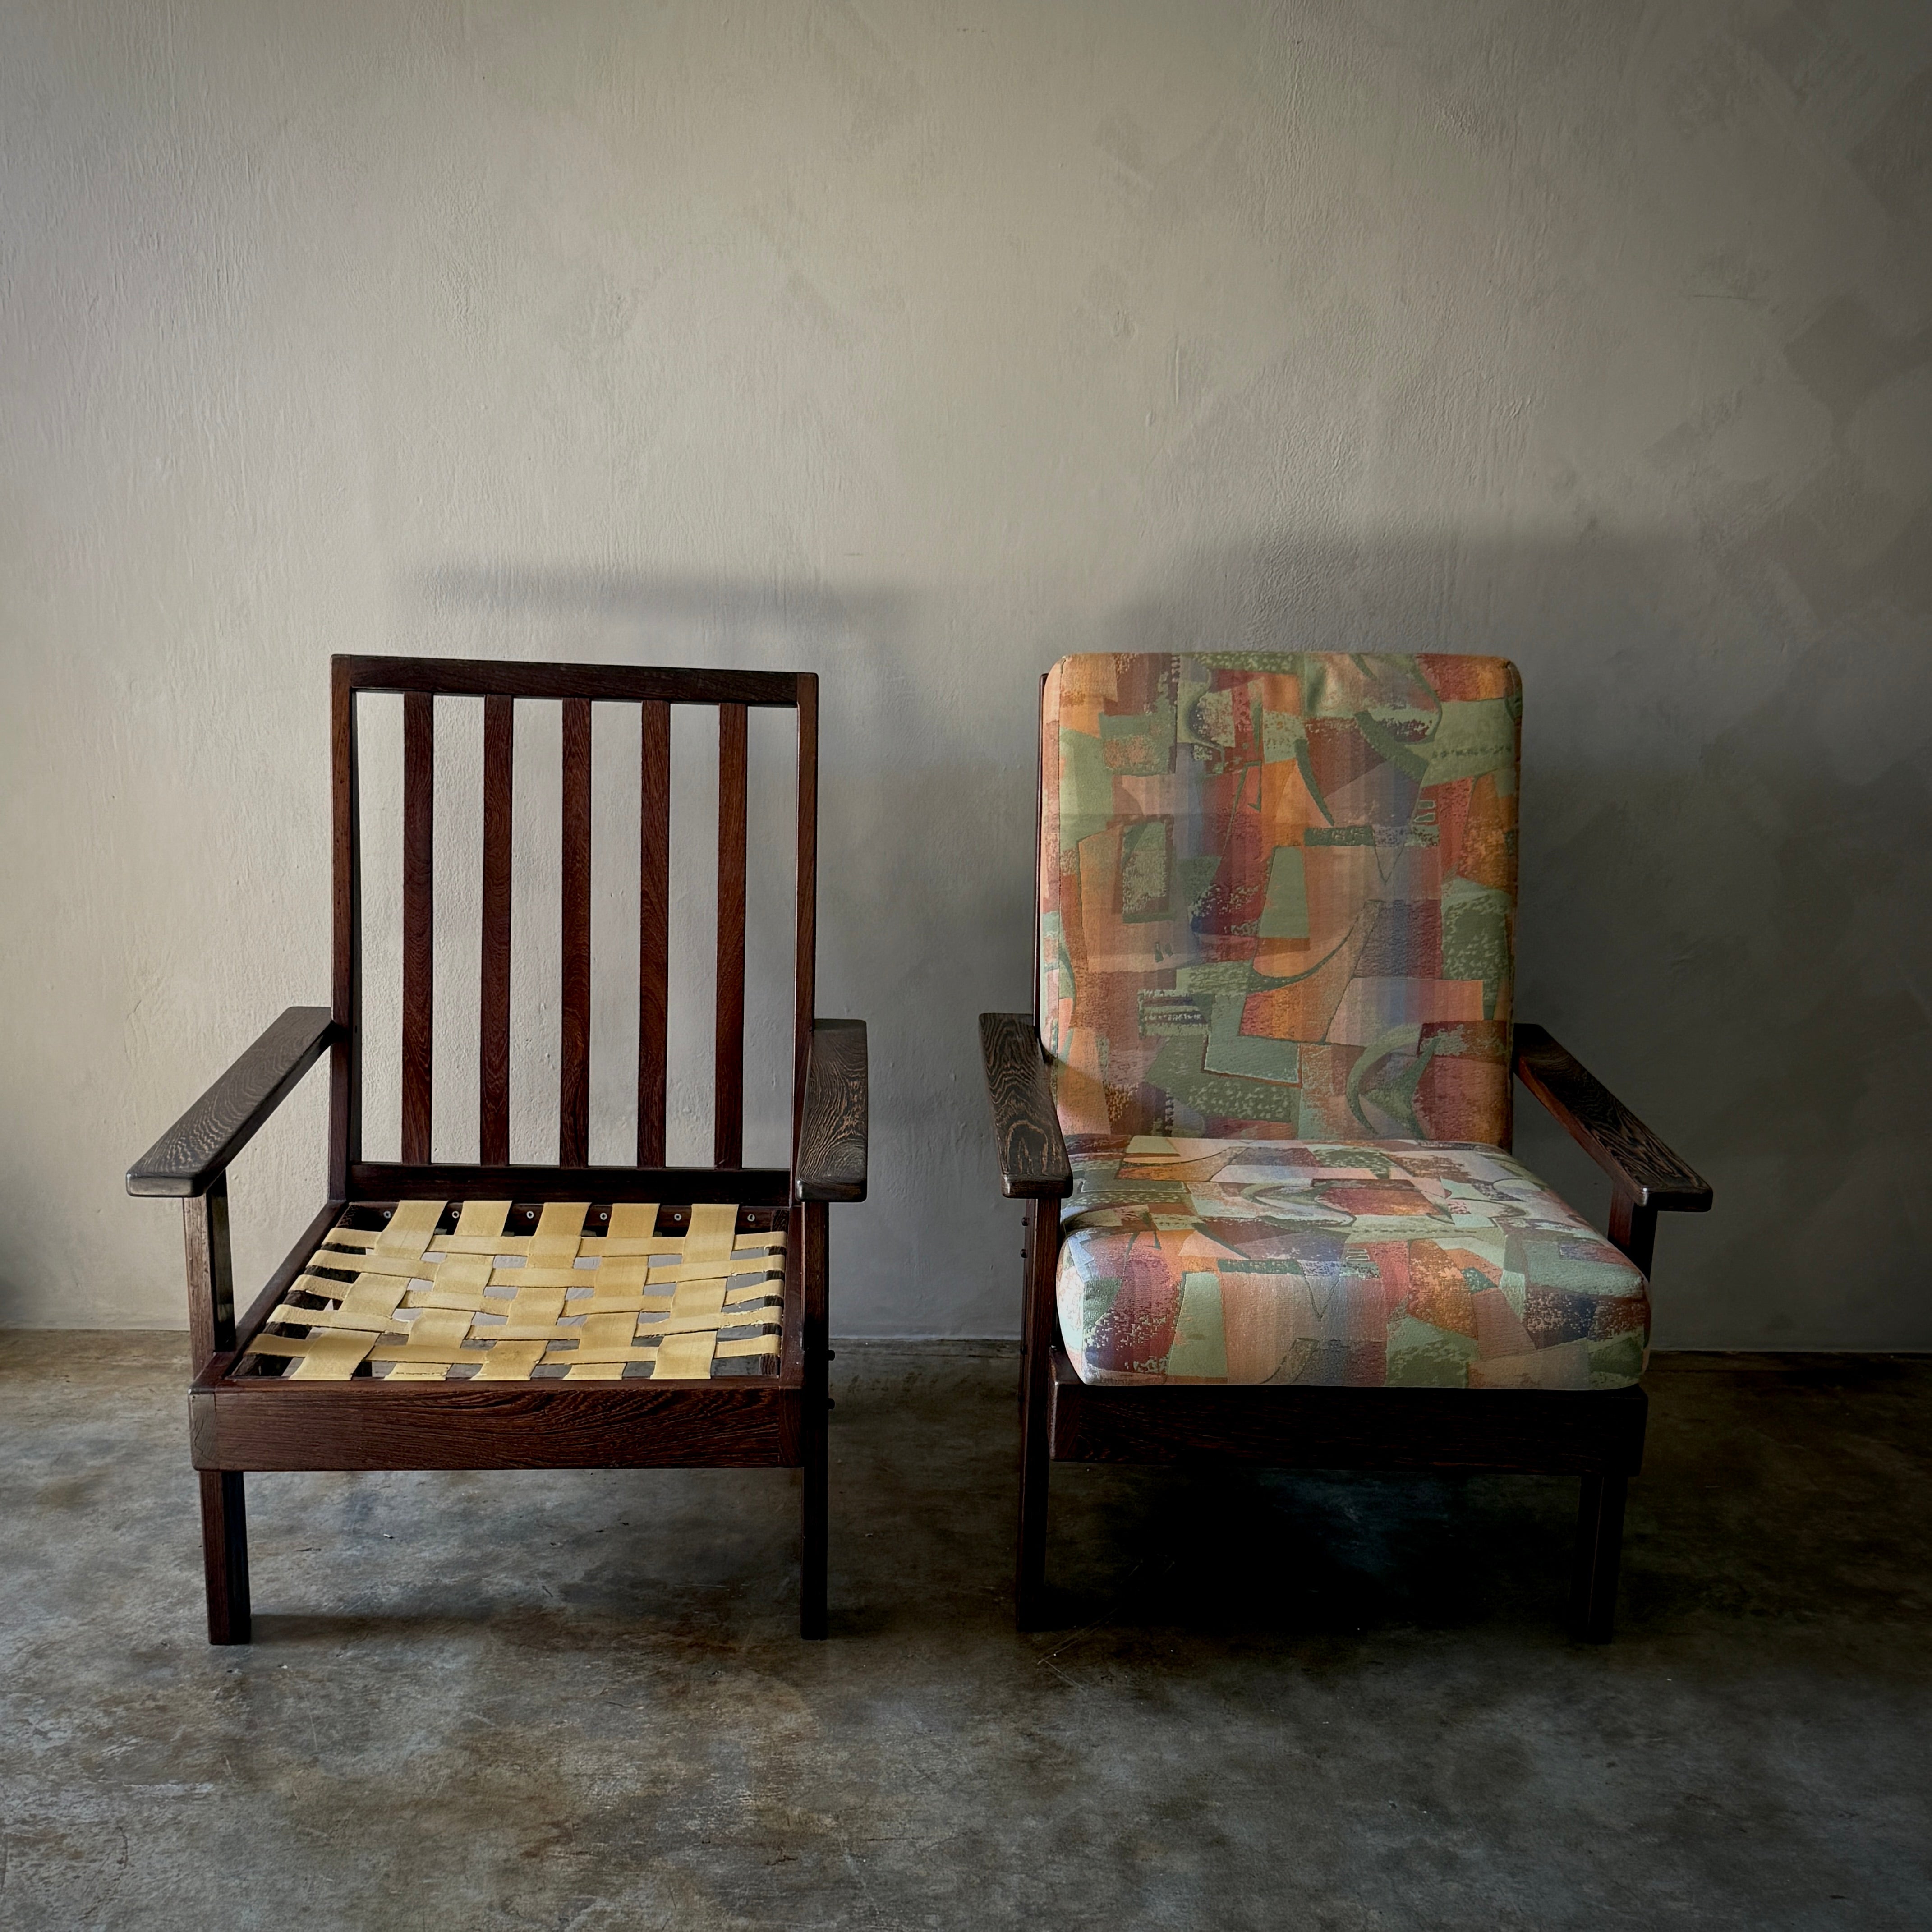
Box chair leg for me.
[1015,1198,1056,1631]
[1016,1405,1051,1630]
[199,1470,251,1645]
[800,1406,829,1640]
[1570,1473,1627,1643]
[799,1201,829,1640]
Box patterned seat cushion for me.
[1058,1136,1649,1390]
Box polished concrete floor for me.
[2,1335,1928,1930]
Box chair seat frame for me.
[130,657,867,1642]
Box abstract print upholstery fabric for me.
[1040,653,1520,1145]
[1058,1138,1649,1390]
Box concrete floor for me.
[2,1339,1928,1932]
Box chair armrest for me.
[127,1006,338,1198]
[979,1013,1072,1200]
[796,1019,868,1202]
[1513,1023,1712,1212]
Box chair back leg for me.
[1570,1472,1628,1643]
[199,1470,251,1645]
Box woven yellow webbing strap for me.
[240,1201,785,1382]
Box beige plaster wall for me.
[4,0,1929,1344]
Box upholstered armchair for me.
[981,653,1709,1640]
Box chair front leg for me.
[185,1181,250,1643]
[198,1471,251,1644]
[1571,1473,1628,1644]
[1568,1185,1654,1643]
[1016,1197,1058,1630]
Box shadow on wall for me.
[394,525,1932,1351]
[1111,530,1932,1352]
[386,562,1037,1343]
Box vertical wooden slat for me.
[714,702,748,1168]
[329,660,362,1199]
[182,1175,236,1374]
[636,699,671,1166]
[560,697,593,1167]
[400,690,434,1164]
[1032,672,1046,1033]
[791,675,819,1168]
[479,695,514,1164]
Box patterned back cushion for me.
[1039,653,1520,1145]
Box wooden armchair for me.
[980,653,1709,1641]
[128,656,866,1642]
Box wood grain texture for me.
[714,702,748,1168]
[480,695,514,1164]
[189,1382,803,1471]
[1514,1023,1712,1211]
[560,696,592,1166]
[1048,1353,1650,1474]
[329,660,362,1198]
[636,698,671,1166]
[1032,672,1046,1031]
[182,1177,237,1371]
[127,1007,337,1196]
[978,1012,1072,1199]
[791,676,819,1168]
[795,1019,867,1202]
[198,1471,250,1644]
[346,1162,793,1205]
[336,655,801,706]
[798,1198,829,1638]
[401,689,435,1164]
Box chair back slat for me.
[331,657,813,1184]
[329,666,364,1198]
[636,699,672,1164]
[478,695,514,1163]
[559,697,593,1165]
[714,702,749,1168]
[791,676,818,1150]
[400,690,436,1163]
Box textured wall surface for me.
[3,0,1928,1344]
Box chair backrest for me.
[1037,652,1519,1146]
[329,656,816,1200]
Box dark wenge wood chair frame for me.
[980,738,1711,1645]
[129,656,866,1643]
